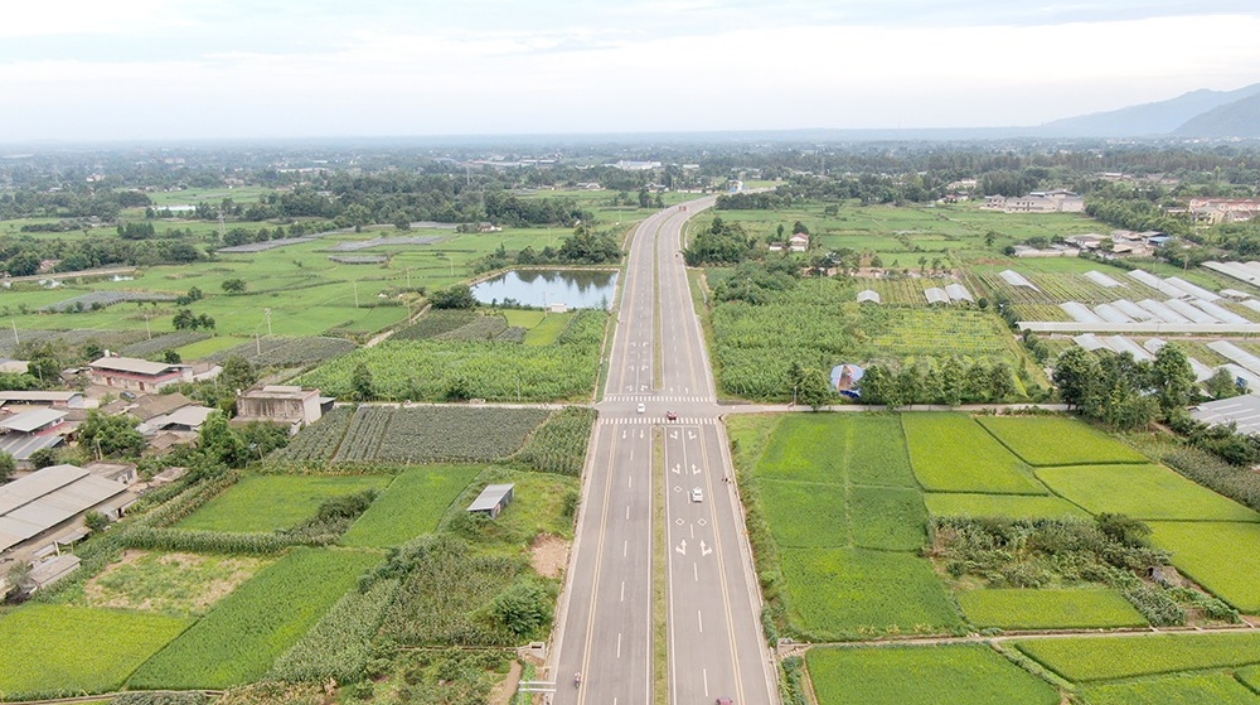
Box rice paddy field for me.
[901,413,1045,494]
[922,492,1089,519]
[957,588,1146,629]
[0,605,192,699]
[731,410,1260,705]
[807,644,1060,705]
[977,416,1147,466]
[1080,672,1260,705]
[780,547,963,636]
[1148,521,1260,612]
[1036,465,1260,522]
[1013,632,1260,682]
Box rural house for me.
[89,355,193,393]
[235,385,333,432]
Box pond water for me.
[471,269,618,309]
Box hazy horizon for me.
[4,1,1260,142]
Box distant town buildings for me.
[983,190,1085,214]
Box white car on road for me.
[691,487,704,503]
[637,403,646,414]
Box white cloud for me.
[2,12,1259,139]
[0,0,196,38]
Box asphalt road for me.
[552,200,776,705]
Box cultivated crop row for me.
[42,290,177,312]
[209,336,357,367]
[392,309,478,340]
[120,331,212,358]
[300,311,605,402]
[375,407,550,463]
[269,407,354,462]
[334,406,393,462]
[514,407,597,475]
[436,314,509,341]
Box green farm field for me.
[1149,521,1260,612]
[1013,631,1260,682]
[129,547,379,689]
[300,310,606,402]
[758,480,848,548]
[0,222,601,339]
[977,416,1147,466]
[849,486,926,551]
[0,605,191,698]
[902,414,1045,494]
[753,414,846,484]
[174,474,390,533]
[708,282,1033,400]
[781,547,962,637]
[1081,672,1260,705]
[340,466,480,548]
[957,588,1146,630]
[1036,465,1260,522]
[807,644,1059,705]
[923,492,1089,519]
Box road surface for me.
[551,200,777,705]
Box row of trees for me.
[859,358,1019,407]
[471,225,623,273]
[1053,344,1198,430]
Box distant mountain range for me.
[1038,83,1260,138]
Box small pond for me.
[471,269,618,309]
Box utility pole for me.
[353,281,360,308]
[11,320,17,346]
[265,308,272,336]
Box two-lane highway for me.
[552,199,776,705]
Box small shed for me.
[467,483,515,519]
[856,290,881,304]
[829,364,866,398]
[21,554,81,594]
[924,287,949,305]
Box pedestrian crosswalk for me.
[600,417,715,426]
[605,395,714,403]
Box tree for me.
[1205,368,1244,399]
[491,580,552,637]
[83,510,109,532]
[939,357,964,406]
[198,411,250,468]
[430,284,477,310]
[1053,347,1097,408]
[857,365,895,405]
[222,278,246,294]
[78,410,146,459]
[0,451,14,481]
[1152,343,1196,415]
[219,356,258,395]
[163,349,182,364]
[351,363,374,401]
[987,362,1016,401]
[28,447,59,470]
[796,367,834,411]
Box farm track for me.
[786,619,1260,655]
[6,692,223,705]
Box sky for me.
[3,0,1260,142]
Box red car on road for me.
[666,411,678,421]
